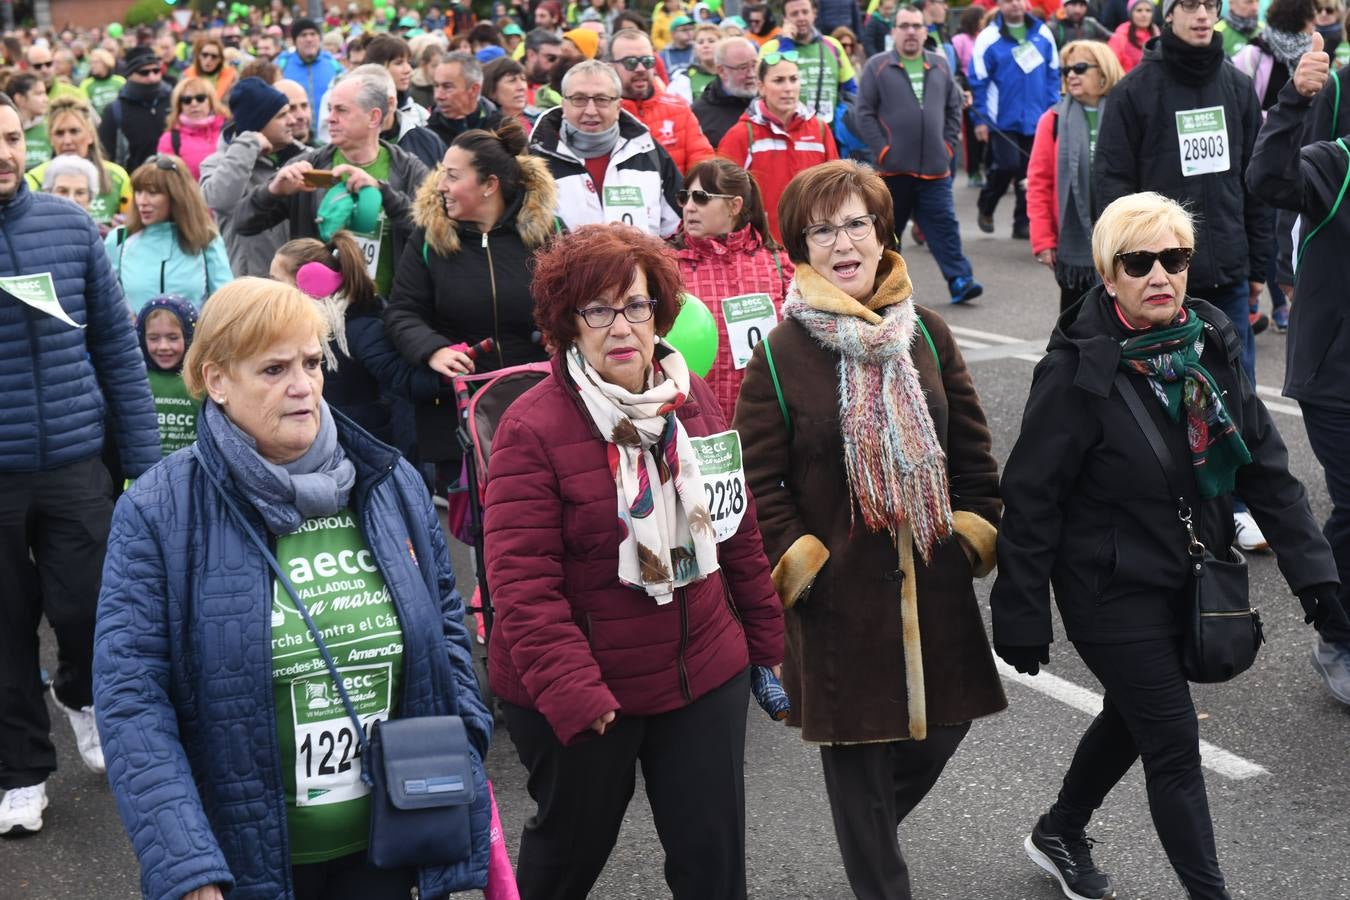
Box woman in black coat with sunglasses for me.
[991,191,1342,900]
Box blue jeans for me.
[1300,401,1350,644]
[885,174,974,284]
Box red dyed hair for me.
[532,224,684,350]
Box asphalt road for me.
[4,184,1349,899]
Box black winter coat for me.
[991,288,1336,646]
[1248,80,1350,411]
[1095,34,1270,291]
[98,80,173,171]
[691,77,752,149]
[426,99,503,147]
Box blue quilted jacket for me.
[94,411,492,900]
[0,183,159,475]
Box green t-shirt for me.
[147,370,196,456]
[271,509,404,864]
[1008,22,1028,43]
[81,75,125,115]
[23,121,50,172]
[333,147,394,297]
[901,56,925,105]
[1084,106,1099,157]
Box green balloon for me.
[665,293,719,378]
[108,23,124,38]
[373,0,389,7]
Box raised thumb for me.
[1312,30,1325,53]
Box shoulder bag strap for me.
[1113,370,1190,519]
[761,335,791,440]
[191,447,374,780]
[915,315,941,371]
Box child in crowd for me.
[136,295,199,457]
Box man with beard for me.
[758,0,857,125]
[610,29,714,173]
[0,93,159,838]
[277,79,317,147]
[524,28,564,106]
[427,52,504,145]
[692,36,759,146]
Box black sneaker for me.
[1012,222,1031,240]
[1024,818,1117,900]
[977,212,994,233]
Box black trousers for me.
[292,851,416,900]
[977,131,1034,227]
[503,668,751,900]
[0,457,113,789]
[1300,401,1350,643]
[1046,638,1230,900]
[819,723,970,900]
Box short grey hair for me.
[42,154,99,194]
[340,64,395,119]
[442,51,483,86]
[714,36,758,67]
[561,58,622,96]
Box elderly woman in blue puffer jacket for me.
[93,277,491,900]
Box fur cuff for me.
[953,510,998,578]
[771,534,829,609]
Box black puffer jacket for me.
[691,77,752,148]
[383,155,556,462]
[991,287,1336,646]
[1095,33,1270,291]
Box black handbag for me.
[194,450,478,869]
[1113,373,1265,683]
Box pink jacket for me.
[483,352,784,745]
[673,223,794,419]
[1108,23,1154,73]
[157,114,226,180]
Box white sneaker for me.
[1233,511,1270,552]
[0,783,48,836]
[56,698,106,774]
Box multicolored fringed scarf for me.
[1117,312,1252,499]
[564,341,720,604]
[784,252,953,561]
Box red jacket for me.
[622,90,715,175]
[1108,23,1153,72]
[483,352,784,745]
[1026,106,1059,257]
[716,100,839,243]
[673,224,794,419]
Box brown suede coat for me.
[733,255,1007,744]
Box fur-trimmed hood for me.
[411,152,558,257]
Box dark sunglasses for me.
[614,54,656,71]
[134,66,160,77]
[180,93,210,105]
[677,188,736,206]
[145,155,180,171]
[31,61,53,70]
[1114,247,1193,278]
[1065,62,1099,75]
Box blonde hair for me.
[166,76,226,130]
[128,155,219,254]
[183,278,331,398]
[1092,192,1196,279]
[46,95,112,196]
[1060,40,1125,95]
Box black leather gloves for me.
[996,643,1050,676]
[1298,584,1350,634]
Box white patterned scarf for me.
[565,341,721,604]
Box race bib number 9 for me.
[351,230,381,280]
[602,184,649,231]
[721,293,778,370]
[291,663,392,807]
[689,430,746,542]
[1175,106,1229,177]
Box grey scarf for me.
[1263,27,1313,68]
[1224,11,1259,34]
[203,398,357,535]
[1055,95,1100,270]
[562,119,621,159]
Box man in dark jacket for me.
[427,52,504,145]
[857,6,983,305]
[0,95,159,837]
[692,35,759,147]
[96,44,173,171]
[236,67,429,300]
[1054,0,1114,43]
[1248,35,1350,704]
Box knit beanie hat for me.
[123,44,158,73]
[1160,0,1181,17]
[229,78,289,134]
[292,16,321,39]
[563,27,600,60]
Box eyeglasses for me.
[804,214,877,246]
[181,93,210,105]
[199,51,222,60]
[134,67,161,77]
[576,299,658,328]
[31,61,53,70]
[722,60,756,72]
[677,188,736,206]
[761,50,799,66]
[563,93,619,109]
[1114,247,1194,278]
[1065,62,1100,75]
[1173,0,1219,11]
[1317,4,1339,12]
[614,54,656,71]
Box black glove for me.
[1298,585,1350,634]
[995,643,1050,676]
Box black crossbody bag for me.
[1112,372,1265,683]
[193,449,477,869]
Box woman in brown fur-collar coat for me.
[733,161,1006,900]
[384,120,556,464]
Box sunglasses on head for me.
[1065,61,1099,75]
[761,49,799,66]
[181,93,210,105]
[615,54,656,71]
[677,188,736,206]
[1114,247,1193,278]
[146,155,180,172]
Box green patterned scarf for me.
[1117,312,1252,499]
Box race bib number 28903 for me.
[1175,106,1229,177]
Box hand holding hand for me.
[1299,587,1350,634]
[428,346,475,377]
[1035,248,1056,268]
[1294,31,1330,97]
[591,710,617,735]
[269,160,314,196]
[996,643,1049,676]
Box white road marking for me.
[948,325,1303,418]
[995,660,1270,781]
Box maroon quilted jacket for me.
[483,352,784,745]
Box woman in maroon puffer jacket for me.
[483,224,784,900]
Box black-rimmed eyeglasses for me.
[576,299,658,328]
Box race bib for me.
[350,227,382,280]
[1175,106,1230,177]
[602,184,649,231]
[290,663,391,807]
[721,293,778,370]
[690,430,746,542]
[1011,41,1044,74]
[0,272,80,328]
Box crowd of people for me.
[1,1,1349,899]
